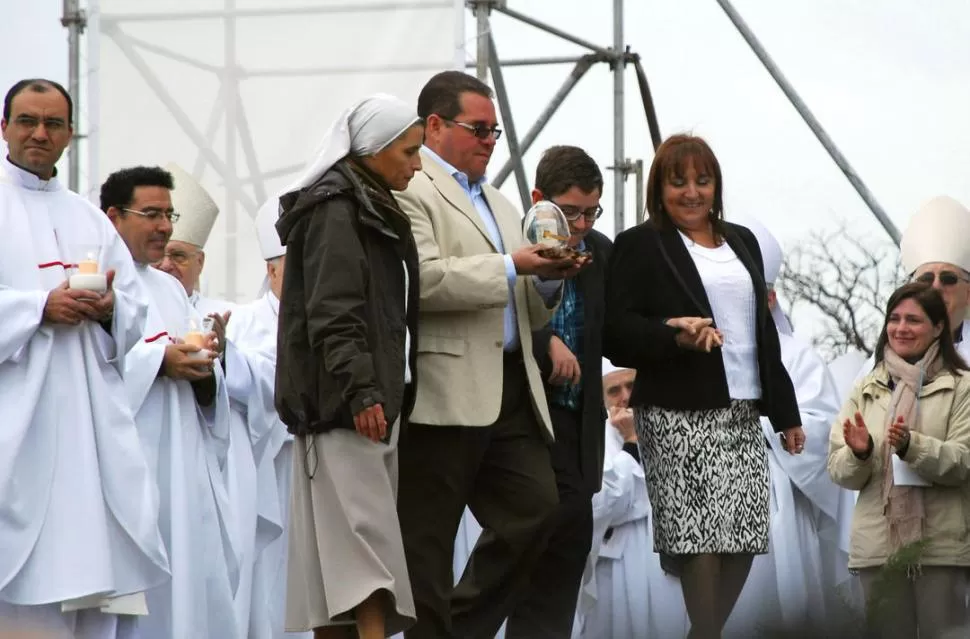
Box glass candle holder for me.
[68,244,107,292]
[524,201,577,258]
[183,317,211,361]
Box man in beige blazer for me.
[394,70,584,639]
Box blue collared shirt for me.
[423,146,559,351]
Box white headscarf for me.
[281,93,420,195]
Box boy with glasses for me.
[505,145,613,639]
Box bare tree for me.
[777,222,904,360]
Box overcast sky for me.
[4,0,969,347]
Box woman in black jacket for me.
[274,94,423,639]
[604,134,805,639]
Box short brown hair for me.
[534,145,603,199]
[417,71,493,120]
[4,79,74,127]
[645,134,723,233]
[874,282,968,374]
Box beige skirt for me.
[285,420,415,635]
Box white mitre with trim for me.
[733,215,783,285]
[255,196,285,261]
[166,163,219,249]
[900,195,970,274]
[732,214,793,335]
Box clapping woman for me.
[828,282,970,639]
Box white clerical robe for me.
[827,349,870,619]
[0,160,169,637]
[190,288,265,637]
[125,265,241,639]
[578,425,688,639]
[224,291,309,639]
[727,333,844,636]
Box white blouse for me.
[680,231,762,400]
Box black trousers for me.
[505,404,594,639]
[397,352,560,639]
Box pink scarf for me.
[880,340,942,553]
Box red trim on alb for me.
[37,261,78,270]
[144,331,169,343]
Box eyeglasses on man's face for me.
[913,270,970,287]
[122,207,180,223]
[553,202,603,223]
[11,115,69,133]
[442,118,503,141]
[160,249,199,267]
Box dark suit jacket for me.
[603,220,799,433]
[532,229,612,494]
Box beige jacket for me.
[393,151,557,437]
[828,363,970,569]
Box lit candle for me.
[77,260,98,274]
[78,250,99,274]
[184,319,205,348]
[184,332,204,347]
[68,250,107,292]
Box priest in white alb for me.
[158,163,266,637]
[725,217,845,637]
[224,196,308,638]
[102,165,242,639]
[577,362,688,639]
[826,350,869,618]
[0,78,170,639]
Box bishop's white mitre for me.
[166,163,219,249]
[255,196,285,261]
[732,214,793,335]
[733,215,783,285]
[900,196,970,274]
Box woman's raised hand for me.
[842,412,872,455]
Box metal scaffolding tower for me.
[64,0,900,254]
[61,0,88,194]
[77,0,459,302]
[464,0,898,242]
[466,0,662,232]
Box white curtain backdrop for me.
[94,0,463,303]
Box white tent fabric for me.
[95,0,462,304]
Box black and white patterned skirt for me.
[635,399,769,572]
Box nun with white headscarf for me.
[575,360,689,639]
[273,94,424,639]
[725,216,847,637]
